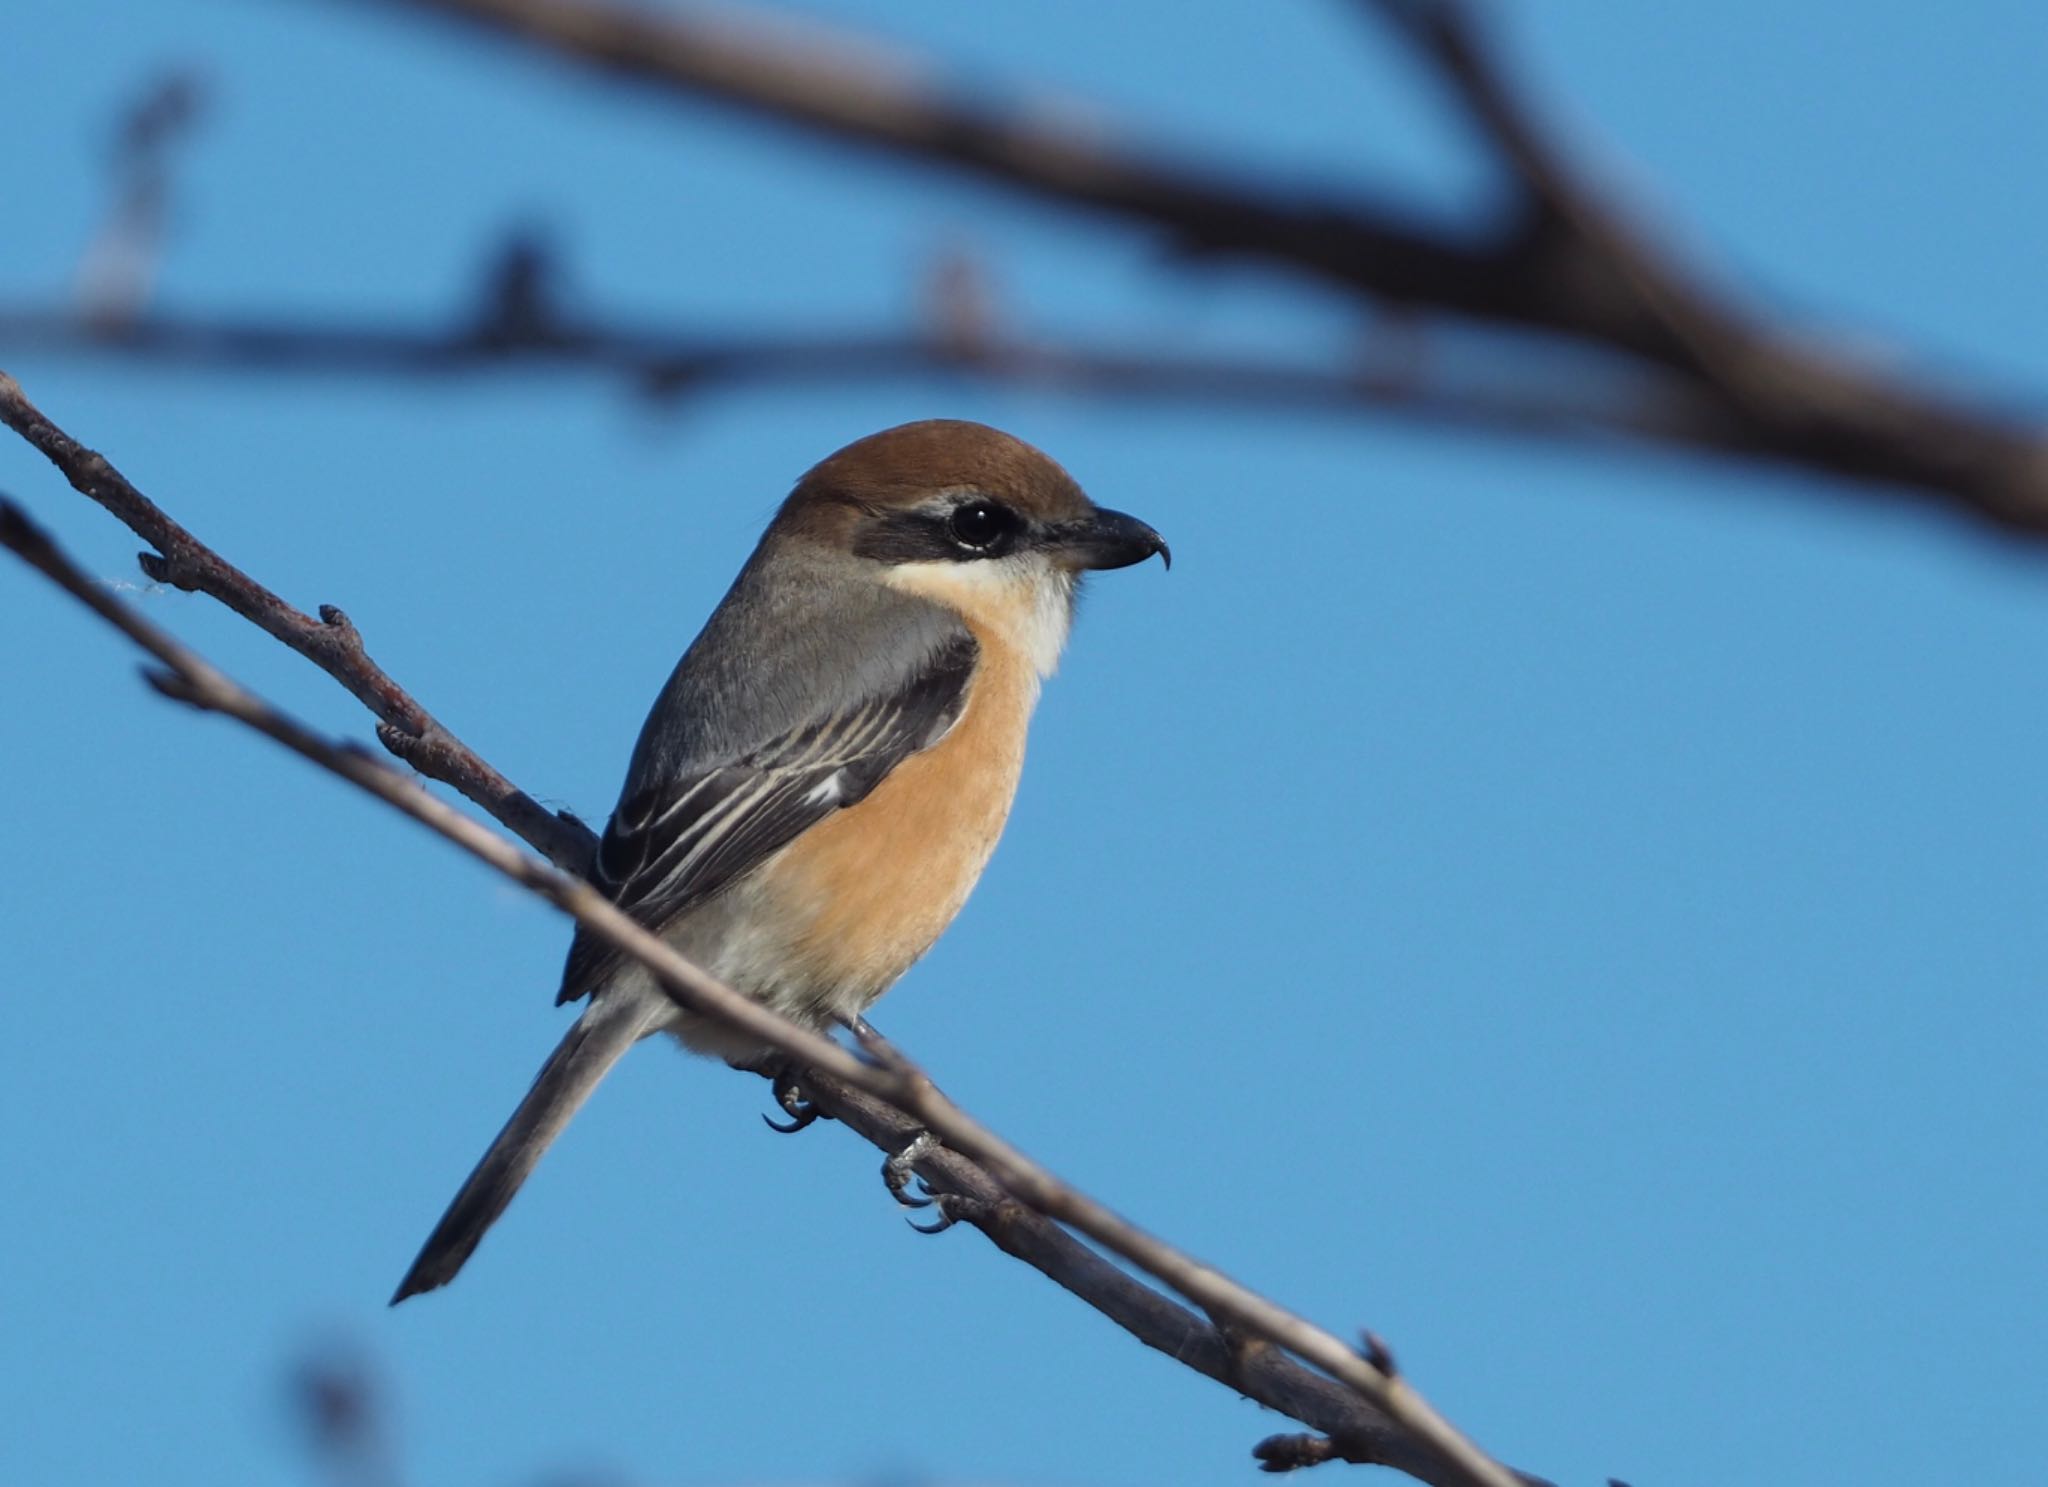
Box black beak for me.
[1049,507,1171,572]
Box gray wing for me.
[557,627,978,1004]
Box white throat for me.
[880,557,1076,678]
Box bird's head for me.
[774,419,1168,674]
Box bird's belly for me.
[651,647,1036,1060]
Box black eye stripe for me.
[849,499,1024,564]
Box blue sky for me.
[5,4,2046,1487]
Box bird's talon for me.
[908,1195,971,1235]
[882,1152,934,1206]
[763,1071,823,1134]
[882,1131,940,1207]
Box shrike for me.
[392,419,1166,1302]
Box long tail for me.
[390,993,657,1304]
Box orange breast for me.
[759,635,1039,1009]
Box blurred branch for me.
[336,0,2048,537]
[0,377,1552,1487]
[0,294,1727,453]
[294,1349,406,1487]
[75,68,206,325]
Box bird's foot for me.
[908,1194,974,1235]
[762,1068,827,1134]
[882,1130,940,1209]
[879,1131,981,1233]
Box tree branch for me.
[0,298,1731,454]
[0,371,591,868]
[334,0,2048,537]
[1354,0,2048,522]
[0,381,1554,1487]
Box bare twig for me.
[337,0,2048,536]
[1256,1433,1345,1474]
[0,394,1544,1487]
[795,1073,1551,1487]
[1357,0,1750,385]
[1355,0,2048,506]
[0,372,589,868]
[0,299,1709,449]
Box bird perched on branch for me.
[392,419,1167,1301]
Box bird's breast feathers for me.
[746,621,1042,1012]
[602,553,1071,1047]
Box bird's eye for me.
[948,500,1015,551]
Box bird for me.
[391,419,1167,1302]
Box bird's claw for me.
[882,1131,940,1208]
[762,1070,824,1134]
[908,1193,976,1235]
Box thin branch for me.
[0,385,1550,1487]
[1355,0,1746,384]
[0,372,589,868]
[1354,0,1991,467]
[792,1073,1553,1485]
[13,286,2030,503]
[0,300,1731,452]
[339,0,2048,537]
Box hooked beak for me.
[1047,507,1171,572]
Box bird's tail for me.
[390,992,659,1304]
